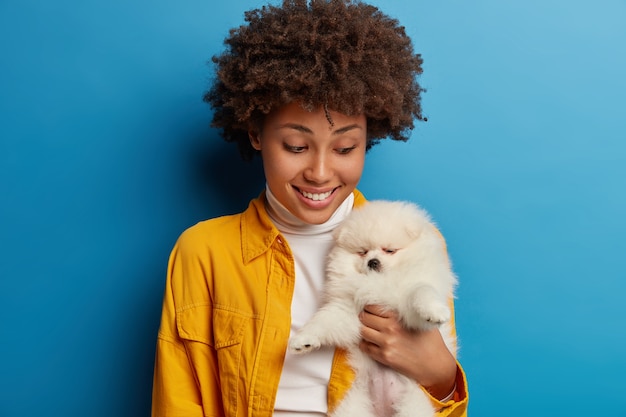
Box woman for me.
[152,1,469,416]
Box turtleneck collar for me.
[264,184,354,235]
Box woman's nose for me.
[303,153,332,183]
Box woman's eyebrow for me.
[276,123,313,133]
[276,123,364,135]
[332,124,363,135]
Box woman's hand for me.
[358,304,457,401]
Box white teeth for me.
[301,190,332,201]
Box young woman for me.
[152,1,469,416]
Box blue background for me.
[1,0,625,416]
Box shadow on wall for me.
[115,259,165,417]
[114,129,265,417]
[187,131,265,216]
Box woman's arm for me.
[152,335,205,417]
[152,237,221,417]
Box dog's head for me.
[332,200,433,275]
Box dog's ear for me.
[332,223,346,242]
[405,223,423,240]
[403,203,432,240]
[333,222,357,247]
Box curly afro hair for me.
[204,0,425,160]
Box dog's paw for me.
[288,334,321,354]
[418,302,451,327]
[406,298,450,329]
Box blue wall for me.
[1,1,624,416]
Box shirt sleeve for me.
[151,236,213,417]
[425,297,469,416]
[152,336,205,417]
[428,361,469,416]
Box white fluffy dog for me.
[288,200,458,417]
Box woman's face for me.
[249,102,367,225]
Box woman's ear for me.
[248,130,262,151]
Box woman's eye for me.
[284,144,306,153]
[336,146,356,155]
[383,248,397,254]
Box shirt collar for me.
[240,189,367,264]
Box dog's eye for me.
[357,250,368,256]
[383,248,397,254]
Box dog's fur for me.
[288,200,458,417]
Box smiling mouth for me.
[298,188,334,201]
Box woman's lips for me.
[294,186,338,208]
[299,189,333,201]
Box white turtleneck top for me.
[265,186,354,417]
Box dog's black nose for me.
[367,258,381,272]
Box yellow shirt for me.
[152,190,468,416]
